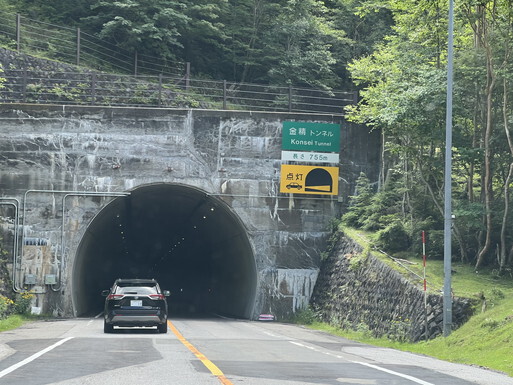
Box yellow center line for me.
[168,320,234,385]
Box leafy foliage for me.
[343,172,414,253]
[0,295,14,318]
[14,292,34,315]
[342,173,374,228]
[2,0,394,88]
[82,0,189,60]
[6,0,513,272]
[344,0,513,271]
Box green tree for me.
[466,1,513,270]
[9,0,89,24]
[220,0,285,83]
[345,0,469,260]
[326,0,394,87]
[179,0,229,77]
[82,0,190,60]
[346,0,513,271]
[4,0,394,88]
[266,0,348,88]
[342,172,374,227]
[218,0,360,87]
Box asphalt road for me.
[0,317,511,385]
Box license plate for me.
[130,300,143,307]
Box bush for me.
[341,211,360,227]
[481,318,501,330]
[290,307,319,325]
[389,316,412,342]
[376,221,410,252]
[0,295,14,319]
[14,292,34,315]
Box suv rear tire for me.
[104,320,114,333]
[158,322,168,333]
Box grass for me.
[404,295,513,375]
[0,314,31,332]
[301,226,513,377]
[303,293,513,376]
[342,226,512,298]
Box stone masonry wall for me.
[311,232,474,342]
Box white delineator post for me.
[422,231,428,339]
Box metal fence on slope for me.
[1,69,356,114]
[0,11,357,114]
[0,10,186,77]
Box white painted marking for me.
[289,341,435,385]
[353,362,435,385]
[0,337,74,378]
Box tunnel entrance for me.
[72,183,257,319]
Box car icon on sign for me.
[286,182,302,190]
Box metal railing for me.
[0,10,186,77]
[0,10,357,114]
[1,69,357,114]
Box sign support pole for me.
[443,0,455,337]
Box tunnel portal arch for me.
[72,183,257,319]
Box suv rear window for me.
[115,286,158,295]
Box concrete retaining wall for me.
[311,233,474,341]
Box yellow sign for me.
[280,165,339,195]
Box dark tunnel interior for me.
[72,183,257,319]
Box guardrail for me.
[1,69,357,114]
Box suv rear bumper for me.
[108,314,165,326]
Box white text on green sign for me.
[282,121,340,153]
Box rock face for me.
[311,233,474,342]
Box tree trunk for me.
[500,164,513,270]
[475,40,496,269]
[500,71,513,272]
[416,162,468,262]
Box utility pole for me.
[443,0,455,337]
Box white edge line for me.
[354,361,435,385]
[0,337,74,378]
[289,341,434,385]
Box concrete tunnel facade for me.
[0,105,381,320]
[72,183,257,319]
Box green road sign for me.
[282,121,340,153]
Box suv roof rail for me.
[115,278,158,284]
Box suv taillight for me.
[107,294,124,300]
[149,294,165,300]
